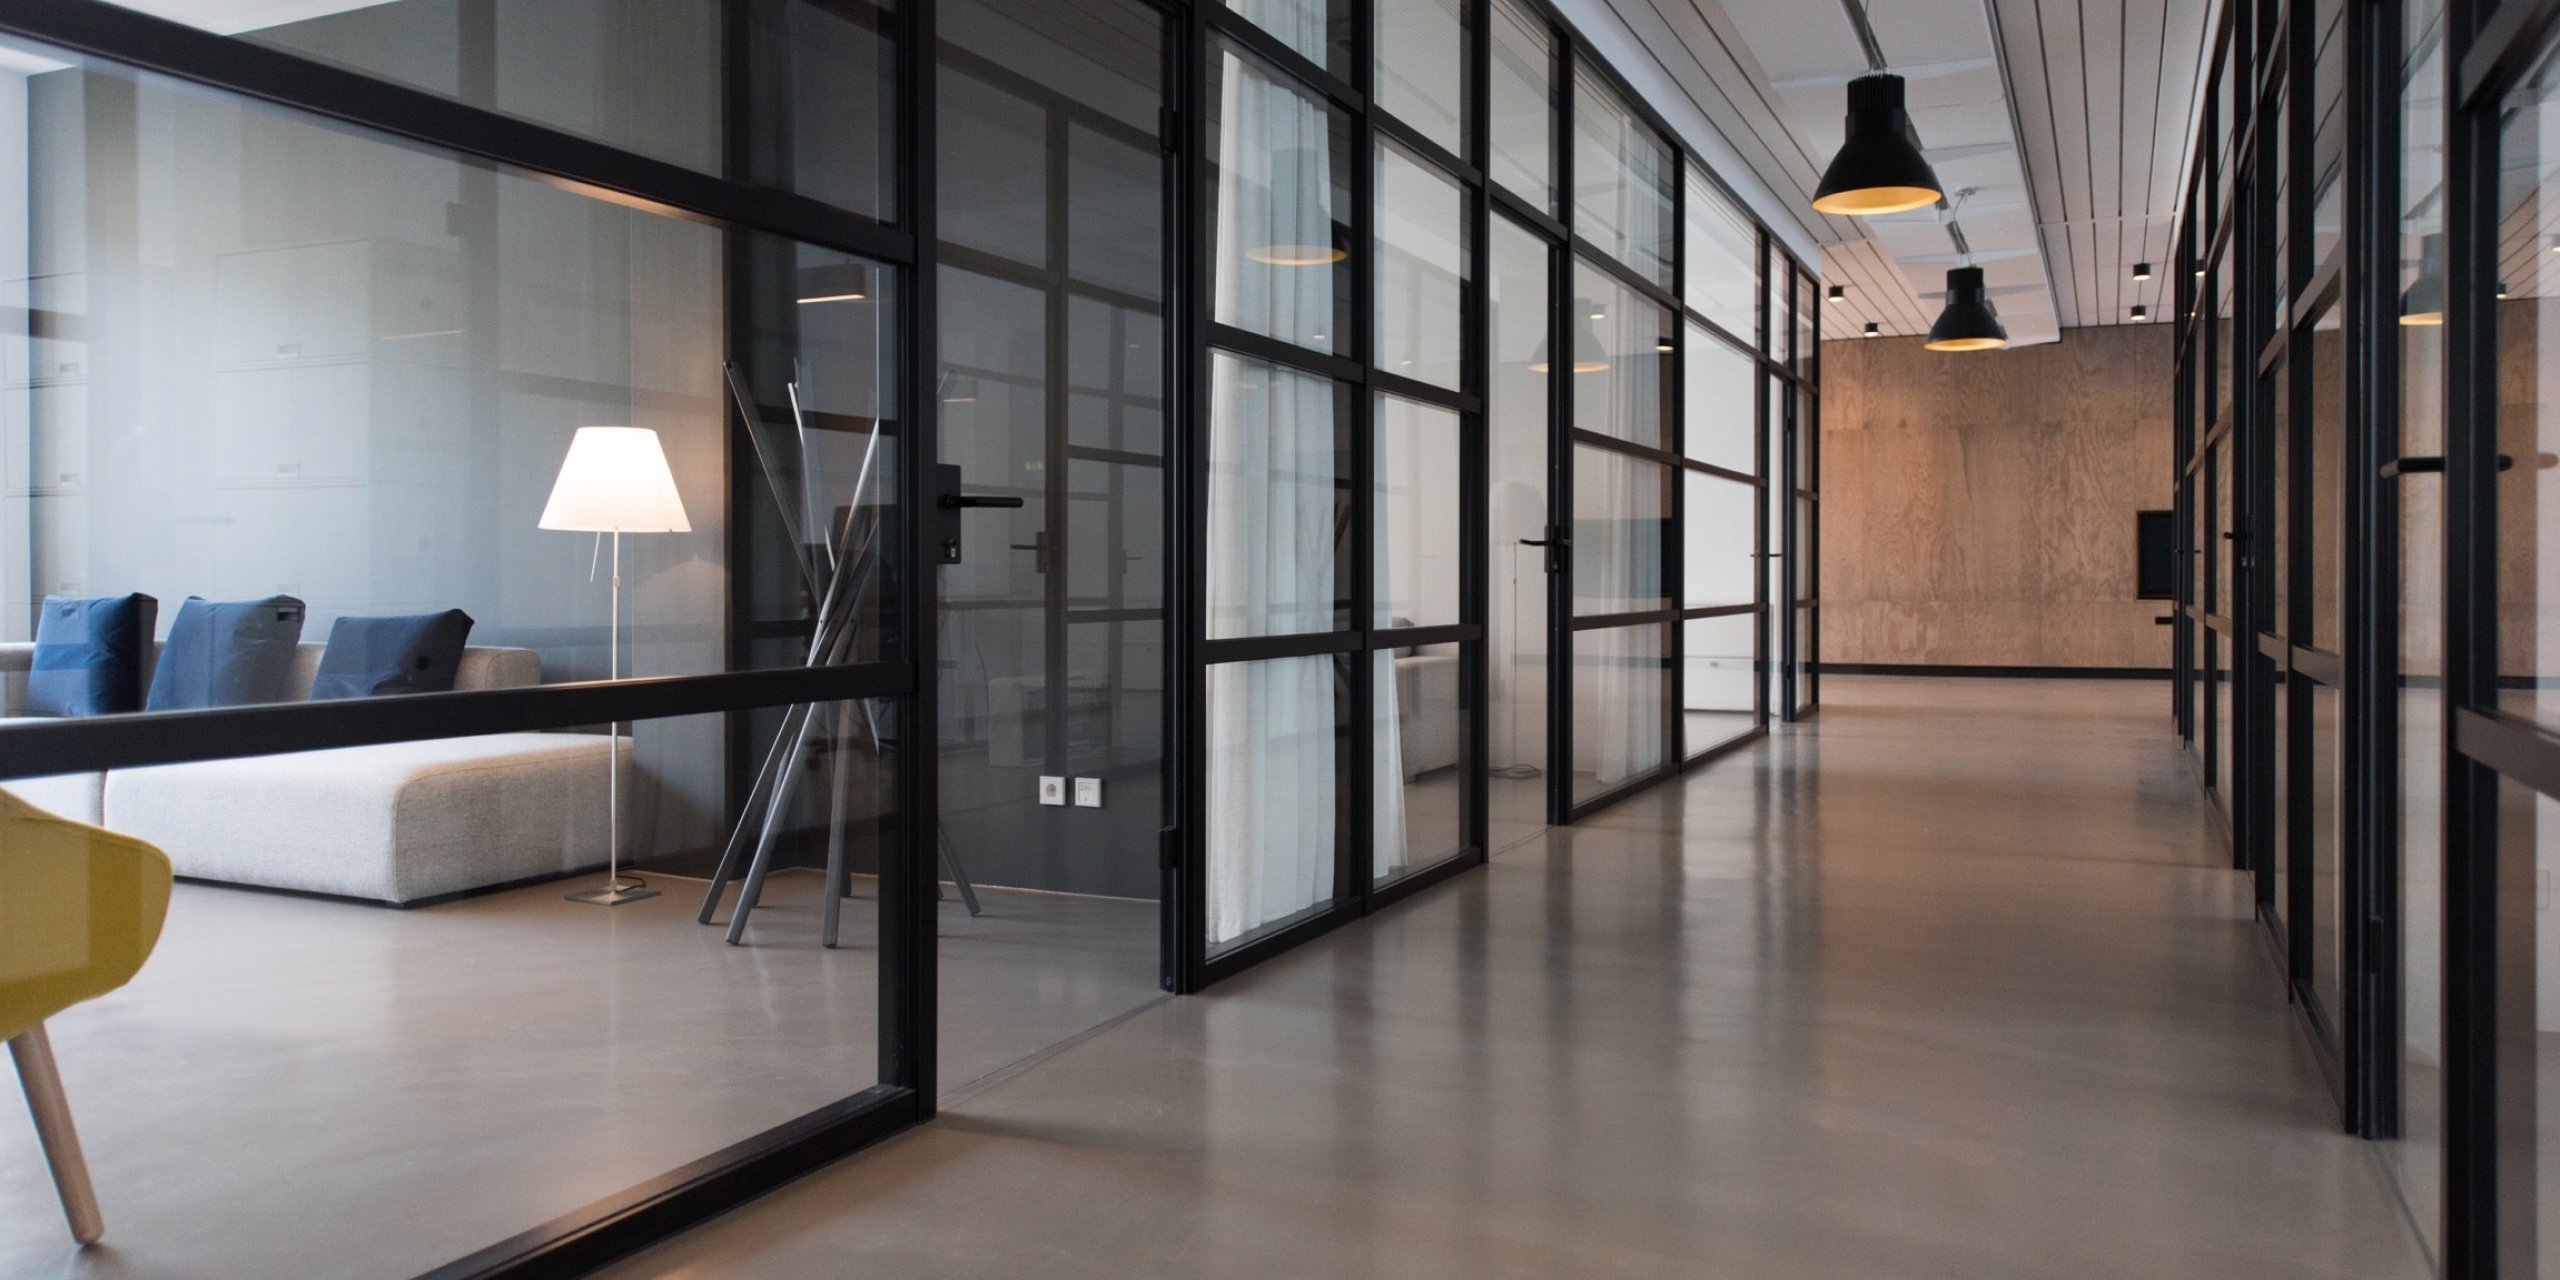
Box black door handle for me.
[2381,454,2513,477]
[940,494,1027,509]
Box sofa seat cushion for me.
[104,733,628,905]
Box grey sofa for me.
[0,642,624,905]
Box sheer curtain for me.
[1212,49,1336,345]
[1206,352,1339,942]
[1205,45,1347,944]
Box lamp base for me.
[566,882,660,907]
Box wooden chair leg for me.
[10,1023,102,1245]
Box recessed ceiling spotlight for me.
[2132,261,2154,280]
[1862,322,1880,338]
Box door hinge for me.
[1159,824,1180,871]
[1159,108,1179,153]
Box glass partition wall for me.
[1176,0,1802,983]
[2171,0,2560,1270]
[0,0,1814,1272]
[0,6,932,1279]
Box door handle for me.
[1008,529,1051,575]
[931,462,1028,564]
[1518,526,1566,573]
[2380,454,2513,477]
[940,494,1027,509]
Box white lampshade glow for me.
[539,427,692,533]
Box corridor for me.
[596,678,2429,1280]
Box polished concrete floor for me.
[0,871,1157,1280]
[590,677,2432,1280]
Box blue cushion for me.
[309,610,475,700]
[145,596,307,711]
[25,594,158,717]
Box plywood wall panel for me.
[1820,324,2174,669]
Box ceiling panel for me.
[1586,0,2216,344]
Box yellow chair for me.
[0,789,171,1245]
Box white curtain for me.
[1206,351,1340,944]
[1212,50,1337,344]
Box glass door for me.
[932,0,1173,1088]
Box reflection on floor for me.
[594,677,2432,1280]
[0,871,1156,1280]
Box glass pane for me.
[932,0,1169,1086]
[2496,43,2560,730]
[1374,648,1467,885]
[1376,142,1468,389]
[1207,654,1347,951]
[195,0,895,220]
[1685,326,1756,474]
[1794,271,1817,372]
[1489,217,1550,837]
[1375,0,1467,157]
[1206,352,1349,638]
[2493,771,2560,1271]
[1221,0,1350,78]
[1684,474,1755,608]
[1765,250,1786,357]
[1682,612,1754,752]
[1685,173,1756,342]
[2312,169,2344,272]
[1209,39,1354,356]
[0,700,891,1271]
[2273,360,2290,633]
[1570,623,1667,801]
[2270,92,2288,329]
[2387,2,2447,1233]
[1489,0,1555,211]
[1376,394,1462,629]
[2311,682,2343,1024]
[1572,447,1669,615]
[2215,442,2234,619]
[0,44,898,703]
[2272,676,2289,929]
[1571,256,1672,449]
[2311,319,2344,647]
[1572,64,1673,287]
[1794,497,1814,599]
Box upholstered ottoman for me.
[103,733,627,906]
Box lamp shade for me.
[1925,266,2009,352]
[1811,75,1943,216]
[1529,297,1611,374]
[539,427,692,533]
[1248,145,1347,267]
[2401,232,2445,326]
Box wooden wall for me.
[1819,323,2174,669]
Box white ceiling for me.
[1577,0,2219,345]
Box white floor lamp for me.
[541,426,692,906]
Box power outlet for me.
[1073,777,1104,808]
[1037,776,1067,806]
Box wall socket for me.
[1073,777,1104,808]
[1037,776,1067,806]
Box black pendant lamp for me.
[2400,232,2445,326]
[1811,75,1944,217]
[1925,266,2008,352]
[1530,297,1611,374]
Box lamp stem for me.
[609,527,622,891]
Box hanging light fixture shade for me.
[2401,232,2445,326]
[1248,145,1346,267]
[1925,266,2008,351]
[1530,297,1611,374]
[1811,75,1944,216]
